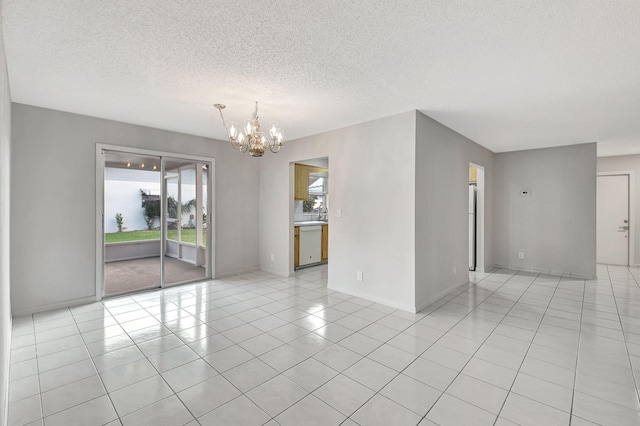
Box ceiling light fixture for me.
[214,102,283,157]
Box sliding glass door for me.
[103,151,162,296]
[101,149,212,297]
[162,158,208,286]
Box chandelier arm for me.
[269,139,282,153]
[216,107,230,135]
[253,102,259,122]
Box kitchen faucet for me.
[318,203,327,221]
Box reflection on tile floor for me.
[8,264,640,425]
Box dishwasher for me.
[299,226,322,266]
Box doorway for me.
[597,173,632,266]
[292,157,329,272]
[469,163,485,272]
[98,147,213,297]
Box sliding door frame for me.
[95,143,215,300]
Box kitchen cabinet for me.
[294,226,300,267]
[321,224,328,260]
[469,166,477,183]
[294,163,328,200]
[294,165,309,200]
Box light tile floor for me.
[8,264,640,425]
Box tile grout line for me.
[13,264,639,425]
[565,273,586,426]
[336,269,523,425]
[605,265,640,406]
[126,273,336,423]
[412,271,576,425]
[427,271,552,425]
[484,273,561,425]
[416,270,529,422]
[10,269,515,424]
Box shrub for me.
[140,190,161,230]
[115,213,124,232]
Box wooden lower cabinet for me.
[321,224,328,260]
[294,226,300,267]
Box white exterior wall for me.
[103,167,202,233]
[105,168,161,232]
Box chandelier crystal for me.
[214,102,283,157]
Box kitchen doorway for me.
[97,146,214,298]
[292,157,329,272]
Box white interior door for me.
[597,174,629,265]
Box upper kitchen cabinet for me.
[469,165,477,183]
[294,164,309,200]
[294,163,328,200]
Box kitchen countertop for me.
[294,221,328,227]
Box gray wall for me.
[493,143,597,277]
[11,104,260,314]
[598,154,640,267]
[260,112,418,311]
[415,112,494,310]
[0,8,11,424]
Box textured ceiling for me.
[2,0,640,156]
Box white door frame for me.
[470,162,486,272]
[597,171,635,267]
[95,143,215,300]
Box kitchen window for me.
[304,174,328,219]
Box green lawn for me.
[105,228,206,245]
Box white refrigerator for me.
[469,185,476,271]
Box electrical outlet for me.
[357,271,363,281]
[270,253,275,261]
[518,252,524,259]
[337,209,342,218]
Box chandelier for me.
[214,102,284,157]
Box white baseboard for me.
[256,266,291,278]
[105,254,159,263]
[11,296,99,317]
[327,283,416,313]
[414,280,469,313]
[493,264,597,280]
[214,266,260,280]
